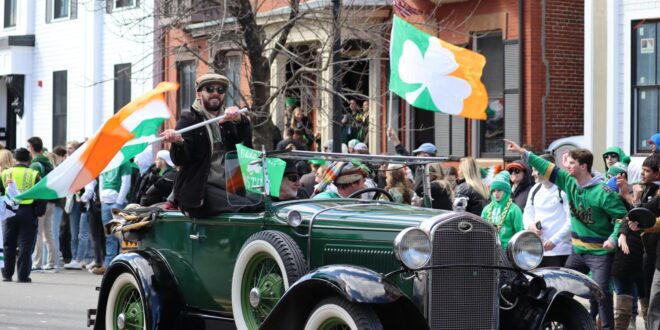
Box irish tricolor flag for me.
[389,15,488,120]
[14,82,178,201]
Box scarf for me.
[192,99,223,145]
[486,191,513,230]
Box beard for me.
[202,95,223,112]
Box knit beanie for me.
[607,161,628,178]
[490,171,511,194]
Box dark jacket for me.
[170,106,252,210]
[138,167,177,206]
[639,184,660,271]
[275,138,307,151]
[510,160,532,210]
[430,181,453,210]
[611,220,644,279]
[454,180,487,216]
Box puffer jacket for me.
[454,180,488,216]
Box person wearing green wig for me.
[481,170,524,251]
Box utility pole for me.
[331,0,342,153]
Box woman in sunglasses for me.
[505,161,532,210]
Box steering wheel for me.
[347,187,394,202]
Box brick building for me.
[157,0,584,161]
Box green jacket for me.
[526,152,627,255]
[30,154,53,178]
[481,195,523,251]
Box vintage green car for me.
[88,151,601,330]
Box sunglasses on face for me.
[605,153,618,159]
[508,168,522,174]
[285,174,300,182]
[203,85,226,94]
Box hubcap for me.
[249,287,261,308]
[117,313,126,330]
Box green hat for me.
[607,161,628,178]
[309,159,326,166]
[490,171,511,194]
[285,97,299,107]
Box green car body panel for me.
[138,199,446,312]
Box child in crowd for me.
[481,171,523,251]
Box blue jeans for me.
[70,205,89,262]
[101,203,124,268]
[565,252,614,330]
[50,205,63,268]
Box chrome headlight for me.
[394,228,431,270]
[507,231,544,270]
[285,210,302,227]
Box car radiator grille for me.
[429,217,499,330]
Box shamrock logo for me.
[398,37,472,114]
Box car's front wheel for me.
[541,298,595,330]
[232,231,307,330]
[304,297,383,330]
[105,273,146,330]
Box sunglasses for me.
[285,174,300,182]
[203,85,226,94]
[605,153,619,159]
[508,168,522,174]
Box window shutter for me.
[451,117,466,157]
[70,0,78,19]
[434,112,450,156]
[504,41,521,158]
[46,0,53,23]
[106,0,113,13]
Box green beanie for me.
[607,161,628,178]
[490,171,511,194]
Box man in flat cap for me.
[160,73,252,217]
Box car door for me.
[190,212,265,313]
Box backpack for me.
[530,183,563,206]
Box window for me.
[53,0,69,19]
[4,0,16,28]
[53,71,67,147]
[114,0,135,9]
[177,61,196,113]
[114,63,131,113]
[223,55,241,107]
[633,20,660,153]
[475,33,505,157]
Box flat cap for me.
[196,73,229,91]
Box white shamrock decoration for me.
[398,37,472,114]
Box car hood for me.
[273,199,448,231]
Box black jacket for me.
[510,160,532,210]
[454,180,487,216]
[138,167,177,206]
[170,107,252,210]
[639,184,660,271]
[430,181,453,210]
[611,220,644,279]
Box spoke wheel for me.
[304,297,383,330]
[232,231,307,330]
[106,273,146,330]
[241,252,285,328]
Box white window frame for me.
[3,0,17,30]
[113,0,136,11]
[52,0,71,21]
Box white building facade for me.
[585,0,660,169]
[0,0,154,150]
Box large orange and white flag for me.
[389,15,488,120]
[14,82,178,201]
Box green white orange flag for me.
[14,82,178,201]
[236,144,286,198]
[389,15,488,120]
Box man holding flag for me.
[161,73,252,217]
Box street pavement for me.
[0,269,102,330]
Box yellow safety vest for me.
[1,165,38,204]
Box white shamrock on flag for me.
[398,37,472,114]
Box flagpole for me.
[387,91,393,129]
[150,108,248,144]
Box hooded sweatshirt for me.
[481,171,523,250]
[602,146,630,172]
[509,160,533,210]
[524,152,627,255]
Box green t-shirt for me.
[313,191,341,199]
[525,152,627,255]
[101,162,132,192]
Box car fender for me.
[260,265,428,330]
[94,249,185,330]
[530,267,605,301]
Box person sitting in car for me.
[313,161,367,199]
[274,160,309,201]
